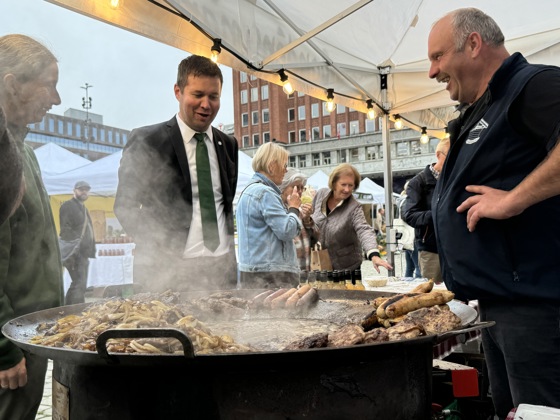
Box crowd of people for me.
[0,5,559,419]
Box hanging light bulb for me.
[394,114,403,130]
[278,69,294,95]
[210,39,222,63]
[444,126,450,139]
[366,99,376,120]
[109,0,121,8]
[420,127,430,144]
[325,88,335,113]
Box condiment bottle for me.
[353,268,365,290]
[299,270,308,285]
[308,270,317,288]
[344,270,354,290]
[326,270,334,289]
[332,270,341,289]
[319,270,328,290]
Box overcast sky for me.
[0,0,235,131]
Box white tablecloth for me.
[63,243,135,293]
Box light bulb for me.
[109,0,120,8]
[444,126,450,139]
[325,88,335,112]
[366,99,376,120]
[279,70,294,95]
[420,127,430,144]
[210,39,221,64]
[394,115,403,130]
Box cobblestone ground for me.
[35,252,406,419]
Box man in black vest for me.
[428,8,560,418]
[60,180,96,304]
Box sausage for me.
[262,288,288,308]
[384,291,455,318]
[295,287,319,309]
[270,288,298,309]
[410,280,434,293]
[250,290,275,309]
[285,285,312,308]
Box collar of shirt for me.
[429,163,440,180]
[175,114,213,144]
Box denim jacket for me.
[236,172,302,274]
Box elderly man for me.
[428,8,560,418]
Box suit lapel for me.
[168,117,193,203]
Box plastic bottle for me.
[354,268,365,290]
[332,270,341,290]
[344,269,354,290]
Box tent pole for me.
[381,113,395,276]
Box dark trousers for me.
[64,253,90,304]
[0,351,47,420]
[404,247,421,278]
[479,300,560,419]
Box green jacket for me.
[0,140,63,370]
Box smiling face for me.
[175,74,221,132]
[332,174,355,202]
[6,62,61,126]
[428,16,477,104]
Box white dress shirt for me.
[176,114,229,258]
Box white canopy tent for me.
[34,142,90,176]
[46,0,560,270]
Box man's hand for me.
[456,185,523,232]
[372,255,393,273]
[0,357,27,390]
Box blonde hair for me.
[252,142,289,175]
[436,138,450,154]
[328,163,361,190]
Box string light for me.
[444,126,450,139]
[325,88,335,113]
[420,127,430,144]
[393,114,403,130]
[109,0,121,8]
[210,39,222,63]
[278,69,294,95]
[366,99,376,120]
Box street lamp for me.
[81,83,93,153]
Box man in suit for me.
[59,180,96,304]
[115,55,239,293]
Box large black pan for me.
[1,289,490,367]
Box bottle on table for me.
[353,268,365,290]
[326,270,334,289]
[299,270,308,286]
[344,269,354,290]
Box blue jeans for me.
[404,247,421,278]
[479,300,560,419]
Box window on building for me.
[311,127,320,140]
[289,156,296,167]
[240,90,248,104]
[240,72,247,83]
[99,127,104,141]
[288,131,296,143]
[250,74,257,81]
[365,119,376,133]
[411,140,422,155]
[263,132,270,143]
[48,118,54,132]
[76,125,82,138]
[242,135,250,147]
[251,87,258,102]
[313,153,321,166]
[67,121,73,136]
[297,91,305,97]
[261,85,269,100]
[350,148,360,162]
[336,104,346,114]
[242,113,249,127]
[92,127,98,141]
[58,120,63,133]
[350,120,359,135]
[108,131,113,143]
[253,133,260,146]
[339,149,347,163]
[322,102,331,115]
[287,92,294,99]
[322,151,331,165]
[288,108,295,122]
[311,103,319,118]
[299,155,307,168]
[115,131,120,145]
[262,108,269,123]
[252,111,259,125]
[397,142,409,156]
[337,122,347,137]
[122,133,128,145]
[299,129,307,142]
[323,125,332,139]
[298,105,306,120]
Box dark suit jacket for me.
[114,116,239,289]
[59,197,96,258]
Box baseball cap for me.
[74,181,91,190]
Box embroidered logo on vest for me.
[466,118,488,144]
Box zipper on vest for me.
[512,271,520,282]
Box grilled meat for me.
[284,332,329,350]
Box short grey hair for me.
[279,167,307,192]
[449,8,505,51]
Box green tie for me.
[194,133,220,252]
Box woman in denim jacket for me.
[236,142,304,288]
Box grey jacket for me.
[311,188,378,271]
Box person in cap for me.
[0,34,63,420]
[59,181,96,304]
